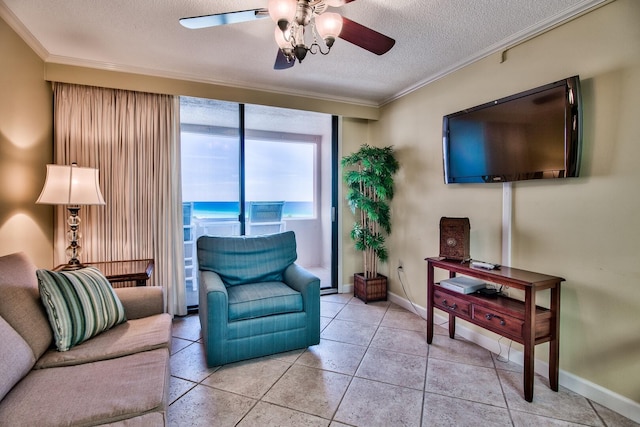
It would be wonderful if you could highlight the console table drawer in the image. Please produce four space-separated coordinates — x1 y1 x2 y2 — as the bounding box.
472 305 523 339
433 289 471 317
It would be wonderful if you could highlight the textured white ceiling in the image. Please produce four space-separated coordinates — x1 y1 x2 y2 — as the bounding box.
0 0 606 106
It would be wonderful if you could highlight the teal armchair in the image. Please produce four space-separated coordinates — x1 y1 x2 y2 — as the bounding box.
197 231 320 366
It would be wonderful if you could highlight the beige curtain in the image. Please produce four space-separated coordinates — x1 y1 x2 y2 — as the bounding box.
52 83 187 316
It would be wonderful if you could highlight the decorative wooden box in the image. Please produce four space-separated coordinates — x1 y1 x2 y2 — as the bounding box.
439 217 470 260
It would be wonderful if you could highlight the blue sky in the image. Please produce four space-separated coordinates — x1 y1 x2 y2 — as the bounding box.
182 133 314 203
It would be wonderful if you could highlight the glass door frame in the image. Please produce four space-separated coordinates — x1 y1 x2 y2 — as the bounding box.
181 100 339 311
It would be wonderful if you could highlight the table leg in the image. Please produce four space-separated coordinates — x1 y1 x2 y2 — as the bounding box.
523 287 535 402
549 284 561 391
448 313 456 338
448 270 456 339
427 263 434 344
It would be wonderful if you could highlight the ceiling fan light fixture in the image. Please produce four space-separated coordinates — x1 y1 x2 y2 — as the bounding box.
315 12 343 47
179 0 396 70
274 26 294 62
268 0 296 31
274 26 290 49
294 44 308 63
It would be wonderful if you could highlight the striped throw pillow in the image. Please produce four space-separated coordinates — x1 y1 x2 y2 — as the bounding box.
37 267 126 352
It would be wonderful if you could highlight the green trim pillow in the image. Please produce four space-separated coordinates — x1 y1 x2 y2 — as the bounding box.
37 267 126 352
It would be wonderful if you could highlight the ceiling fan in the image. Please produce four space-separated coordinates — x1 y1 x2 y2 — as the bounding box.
179 0 395 69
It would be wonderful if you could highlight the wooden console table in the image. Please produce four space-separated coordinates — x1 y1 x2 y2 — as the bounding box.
425 257 563 402
55 259 154 287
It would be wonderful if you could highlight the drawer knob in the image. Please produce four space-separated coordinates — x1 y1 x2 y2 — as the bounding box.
442 299 458 311
485 313 506 326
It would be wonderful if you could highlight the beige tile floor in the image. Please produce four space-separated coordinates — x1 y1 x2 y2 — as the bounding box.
169 293 637 427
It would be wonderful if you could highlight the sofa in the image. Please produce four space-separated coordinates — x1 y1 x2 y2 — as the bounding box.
197 231 320 366
0 252 172 426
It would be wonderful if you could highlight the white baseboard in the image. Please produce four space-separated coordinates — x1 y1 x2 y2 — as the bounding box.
384 290 640 423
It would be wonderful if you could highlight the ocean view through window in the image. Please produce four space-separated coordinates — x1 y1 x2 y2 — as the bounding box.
180 97 335 308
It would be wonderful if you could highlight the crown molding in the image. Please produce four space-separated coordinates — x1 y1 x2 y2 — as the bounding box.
0 1 49 60
381 0 612 106
44 54 381 109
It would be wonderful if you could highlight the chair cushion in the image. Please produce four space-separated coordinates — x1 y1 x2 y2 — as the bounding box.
197 231 297 287
227 281 303 321
36 267 127 352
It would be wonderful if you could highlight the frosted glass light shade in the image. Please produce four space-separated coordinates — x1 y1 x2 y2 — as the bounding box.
36 164 105 206
315 12 343 43
274 26 291 49
268 0 297 24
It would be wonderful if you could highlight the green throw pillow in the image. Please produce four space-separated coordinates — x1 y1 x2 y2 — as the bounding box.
37 267 126 352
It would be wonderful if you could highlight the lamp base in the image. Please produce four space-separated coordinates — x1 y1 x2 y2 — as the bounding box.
58 261 87 271
63 206 85 271
60 258 86 271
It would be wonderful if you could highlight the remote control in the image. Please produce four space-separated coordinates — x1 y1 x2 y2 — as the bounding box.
471 261 498 270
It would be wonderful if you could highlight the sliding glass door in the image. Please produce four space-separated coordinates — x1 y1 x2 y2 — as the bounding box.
180 98 337 309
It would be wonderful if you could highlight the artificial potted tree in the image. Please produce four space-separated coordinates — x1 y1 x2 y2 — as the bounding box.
342 144 399 303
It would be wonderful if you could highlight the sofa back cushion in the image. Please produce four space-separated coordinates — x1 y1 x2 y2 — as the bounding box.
37 267 127 352
0 252 53 359
0 315 36 401
197 231 297 287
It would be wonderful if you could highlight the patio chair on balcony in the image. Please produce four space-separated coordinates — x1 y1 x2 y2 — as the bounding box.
183 202 196 291
246 201 285 236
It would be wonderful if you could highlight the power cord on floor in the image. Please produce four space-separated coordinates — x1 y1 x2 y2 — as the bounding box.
397 266 449 327
496 336 513 363
397 265 425 320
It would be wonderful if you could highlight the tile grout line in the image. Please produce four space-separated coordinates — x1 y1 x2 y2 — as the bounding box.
169 299 625 426
327 298 390 424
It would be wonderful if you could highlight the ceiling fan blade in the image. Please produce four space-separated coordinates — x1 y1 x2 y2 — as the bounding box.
338 17 395 55
180 9 269 29
274 50 295 70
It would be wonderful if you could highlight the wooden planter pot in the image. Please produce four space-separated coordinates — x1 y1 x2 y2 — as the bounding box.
354 273 387 303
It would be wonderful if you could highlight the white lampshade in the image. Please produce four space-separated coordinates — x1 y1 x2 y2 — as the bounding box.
325 0 346 6
315 12 343 41
268 0 297 25
36 164 106 206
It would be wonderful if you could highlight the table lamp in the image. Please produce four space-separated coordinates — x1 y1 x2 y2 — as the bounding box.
36 163 106 270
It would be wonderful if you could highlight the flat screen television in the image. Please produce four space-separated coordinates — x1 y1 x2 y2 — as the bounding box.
442 76 582 183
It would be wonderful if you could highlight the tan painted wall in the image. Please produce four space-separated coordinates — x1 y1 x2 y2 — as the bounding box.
340 117 372 285
0 18 53 267
370 0 640 402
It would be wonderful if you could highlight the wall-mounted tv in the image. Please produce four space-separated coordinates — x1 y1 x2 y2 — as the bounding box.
442 76 582 184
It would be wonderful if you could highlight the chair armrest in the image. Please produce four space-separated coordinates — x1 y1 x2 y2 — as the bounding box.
283 263 319 292
114 286 164 320
199 270 229 355
199 270 228 303
283 264 320 345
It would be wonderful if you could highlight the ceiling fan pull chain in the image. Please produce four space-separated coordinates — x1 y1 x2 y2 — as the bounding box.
309 22 321 55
